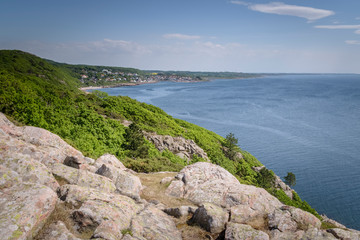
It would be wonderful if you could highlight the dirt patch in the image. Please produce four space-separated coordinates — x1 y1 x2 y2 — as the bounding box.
137 172 194 208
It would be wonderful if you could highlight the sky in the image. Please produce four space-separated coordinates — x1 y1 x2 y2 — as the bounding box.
1 0 360 73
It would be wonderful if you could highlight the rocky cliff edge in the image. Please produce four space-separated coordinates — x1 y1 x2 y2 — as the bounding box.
0 113 359 240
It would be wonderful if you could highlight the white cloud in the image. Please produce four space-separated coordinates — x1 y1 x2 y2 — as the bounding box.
250 2 334 21
315 25 360 35
345 40 360 45
163 33 201 40
230 1 249 6
315 25 360 29
232 1 334 21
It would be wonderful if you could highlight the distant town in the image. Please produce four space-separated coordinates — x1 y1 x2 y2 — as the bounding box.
79 68 197 86
59 63 260 87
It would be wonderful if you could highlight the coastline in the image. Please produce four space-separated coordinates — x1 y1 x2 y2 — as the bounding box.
79 79 209 92
79 81 159 91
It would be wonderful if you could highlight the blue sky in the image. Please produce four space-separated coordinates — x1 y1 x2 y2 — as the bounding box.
1 0 360 73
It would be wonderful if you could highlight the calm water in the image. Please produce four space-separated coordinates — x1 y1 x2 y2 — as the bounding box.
97 74 360 230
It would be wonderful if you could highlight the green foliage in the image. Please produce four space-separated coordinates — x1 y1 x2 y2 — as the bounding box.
272 189 321 219
256 167 276 189
223 132 239 160
121 228 133 236
123 123 149 158
321 221 337 230
284 172 296 187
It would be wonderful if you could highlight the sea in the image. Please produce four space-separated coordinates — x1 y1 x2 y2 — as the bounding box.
94 74 360 230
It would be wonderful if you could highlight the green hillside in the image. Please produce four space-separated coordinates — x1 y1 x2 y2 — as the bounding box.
0 50 319 217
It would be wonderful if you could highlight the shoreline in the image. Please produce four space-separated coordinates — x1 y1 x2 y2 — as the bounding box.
79 79 210 92
79 81 159 91
78 76 263 92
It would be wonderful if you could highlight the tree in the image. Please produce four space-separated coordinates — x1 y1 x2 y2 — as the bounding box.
123 123 149 158
223 132 239 160
284 172 296 187
256 167 276 189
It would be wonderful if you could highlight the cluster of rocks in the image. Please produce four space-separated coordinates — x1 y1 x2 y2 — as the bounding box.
165 162 360 239
144 132 210 162
1 112 360 240
0 113 179 240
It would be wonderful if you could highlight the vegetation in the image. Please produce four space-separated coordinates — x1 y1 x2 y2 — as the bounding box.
0 50 319 218
284 172 296 187
223 133 240 161
272 189 321 219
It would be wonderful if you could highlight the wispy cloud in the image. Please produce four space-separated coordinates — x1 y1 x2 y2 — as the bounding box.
231 1 334 21
345 40 360 45
315 24 360 34
163 33 201 40
230 1 249 6
315 25 360 29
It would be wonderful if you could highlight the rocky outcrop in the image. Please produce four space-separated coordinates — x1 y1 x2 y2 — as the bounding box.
225 222 269 240
144 132 210 162
0 167 57 240
189 203 229 233
166 162 283 211
0 112 359 240
130 205 182 240
39 221 80 240
0 113 178 240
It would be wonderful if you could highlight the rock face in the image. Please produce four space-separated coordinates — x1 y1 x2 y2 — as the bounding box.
130 205 182 240
190 203 229 233
166 162 282 211
0 167 57 240
144 132 210 162
0 113 179 240
0 113 358 240
225 222 269 240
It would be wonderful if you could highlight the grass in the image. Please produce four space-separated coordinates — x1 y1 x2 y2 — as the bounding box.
136 172 194 207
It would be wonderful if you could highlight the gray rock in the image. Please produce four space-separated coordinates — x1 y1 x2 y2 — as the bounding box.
225 222 269 240
288 206 321 230
268 208 297 232
51 163 116 193
144 132 210 162
131 205 182 240
166 162 282 210
94 153 126 171
63 156 81 169
0 155 59 191
39 221 80 240
190 203 229 233
72 194 143 240
160 176 173 185
0 113 91 171
164 206 197 218
114 170 142 200
301 228 338 240
327 228 360 240
269 229 305 240
230 204 269 229
0 181 57 240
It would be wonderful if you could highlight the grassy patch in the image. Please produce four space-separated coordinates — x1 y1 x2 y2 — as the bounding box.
136 172 194 207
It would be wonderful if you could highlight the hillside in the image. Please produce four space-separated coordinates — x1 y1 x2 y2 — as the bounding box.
0 50 328 223
2 113 358 240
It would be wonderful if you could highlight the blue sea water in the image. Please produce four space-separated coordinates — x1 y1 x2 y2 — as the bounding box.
96 74 360 230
